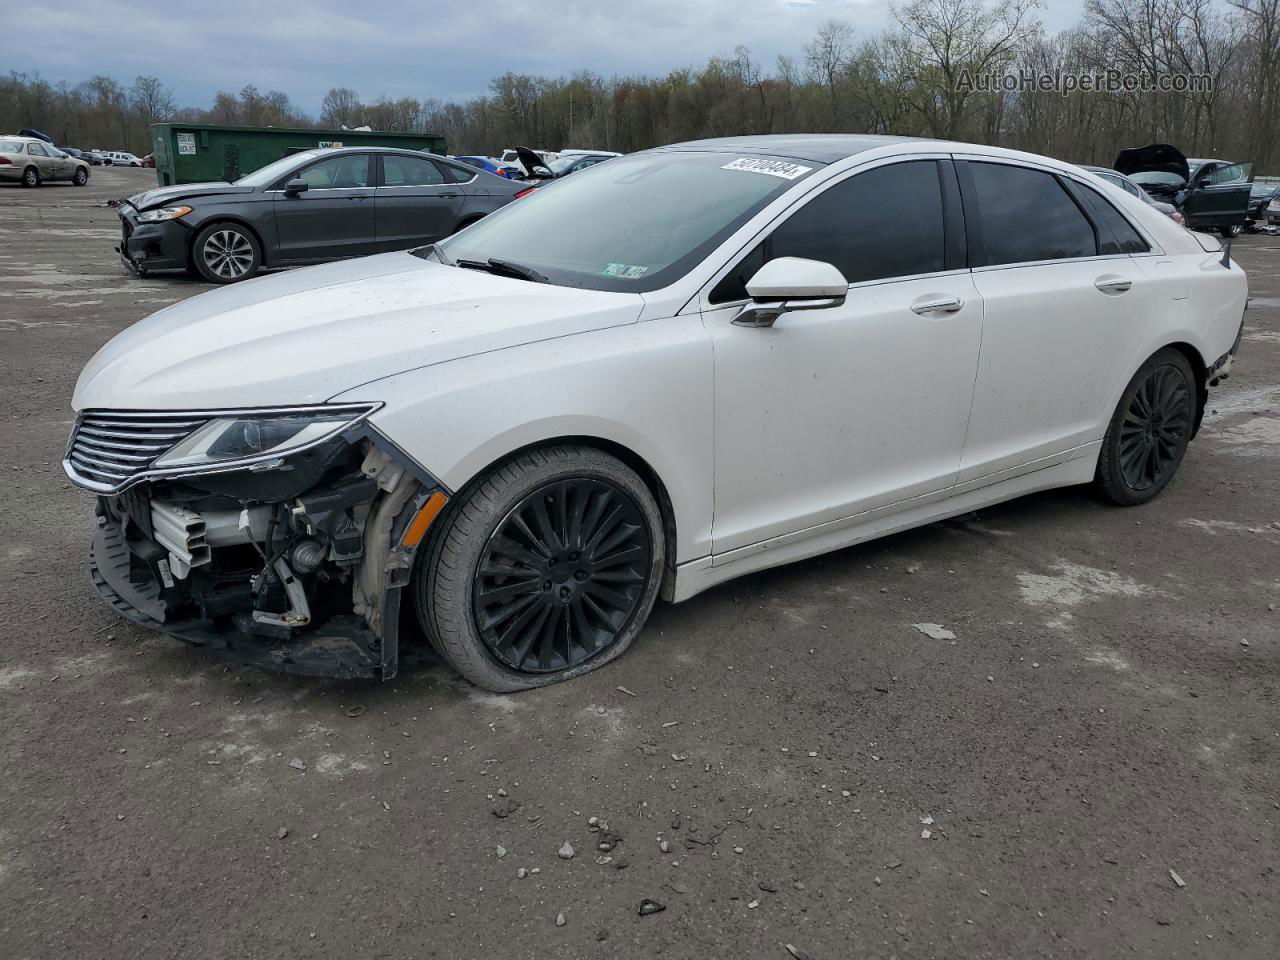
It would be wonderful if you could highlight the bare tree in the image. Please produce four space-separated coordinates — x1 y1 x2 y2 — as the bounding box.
129 76 174 124
805 20 856 129
320 87 362 128
1228 0 1280 168
892 0 1042 138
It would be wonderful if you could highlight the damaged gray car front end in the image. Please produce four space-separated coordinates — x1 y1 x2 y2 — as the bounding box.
65 405 449 679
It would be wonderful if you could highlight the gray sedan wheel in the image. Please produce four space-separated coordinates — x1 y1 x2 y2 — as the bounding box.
192 223 262 284
73 167 89 186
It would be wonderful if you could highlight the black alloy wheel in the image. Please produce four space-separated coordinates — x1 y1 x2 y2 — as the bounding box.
471 478 653 673
1096 347 1196 505
1116 364 1193 491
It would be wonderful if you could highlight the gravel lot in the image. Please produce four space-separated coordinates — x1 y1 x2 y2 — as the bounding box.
2 166 1277 959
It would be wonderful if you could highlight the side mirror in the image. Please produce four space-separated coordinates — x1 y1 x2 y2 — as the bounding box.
733 257 848 328
1174 187 1189 206
284 178 309 195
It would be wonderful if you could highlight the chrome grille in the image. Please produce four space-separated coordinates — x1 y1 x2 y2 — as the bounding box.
65 410 207 493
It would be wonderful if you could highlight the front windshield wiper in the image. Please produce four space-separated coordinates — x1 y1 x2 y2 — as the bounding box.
455 257 548 284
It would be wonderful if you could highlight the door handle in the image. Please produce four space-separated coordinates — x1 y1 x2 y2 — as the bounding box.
1094 277 1132 294
437 192 459 199
910 296 964 315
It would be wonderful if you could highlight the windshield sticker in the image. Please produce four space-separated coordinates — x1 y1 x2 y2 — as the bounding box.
721 157 812 180
603 263 649 279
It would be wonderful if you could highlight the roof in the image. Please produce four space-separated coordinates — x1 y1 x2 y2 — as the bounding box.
654 134 923 163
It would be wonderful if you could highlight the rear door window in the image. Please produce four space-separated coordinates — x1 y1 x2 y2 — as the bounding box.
382 155 445 186
711 160 947 303
966 162 1096 266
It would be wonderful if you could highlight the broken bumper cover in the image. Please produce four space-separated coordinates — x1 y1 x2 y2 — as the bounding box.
71 417 449 681
1209 320 1245 382
90 517 387 678
116 204 191 273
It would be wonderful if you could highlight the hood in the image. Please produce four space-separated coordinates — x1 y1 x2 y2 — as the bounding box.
514 146 554 179
1114 143 1190 182
126 182 256 209
72 252 644 411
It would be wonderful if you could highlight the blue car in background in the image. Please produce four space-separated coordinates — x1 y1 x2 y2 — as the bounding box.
453 155 519 179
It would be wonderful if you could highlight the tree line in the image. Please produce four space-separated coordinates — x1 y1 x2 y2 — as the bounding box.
3 0 1279 173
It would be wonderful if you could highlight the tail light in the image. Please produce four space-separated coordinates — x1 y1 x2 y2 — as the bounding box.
0 156 11 165
494 167 508 177
514 187 536 200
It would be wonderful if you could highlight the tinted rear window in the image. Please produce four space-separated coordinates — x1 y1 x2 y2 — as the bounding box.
968 162 1096 266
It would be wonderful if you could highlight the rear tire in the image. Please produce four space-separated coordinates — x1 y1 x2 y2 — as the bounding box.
1095 348 1196 506
1220 224 1242 238
192 222 262 284
414 445 665 692
21 166 39 187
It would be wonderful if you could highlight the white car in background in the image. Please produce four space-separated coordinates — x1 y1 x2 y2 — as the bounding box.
65 135 1246 690
100 151 144 167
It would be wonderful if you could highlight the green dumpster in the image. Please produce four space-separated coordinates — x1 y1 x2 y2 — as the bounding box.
149 123 447 186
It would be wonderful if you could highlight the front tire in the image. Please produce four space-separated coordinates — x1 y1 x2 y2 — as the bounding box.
415 446 665 692
192 222 262 283
1095 348 1196 505
73 167 89 186
21 166 39 187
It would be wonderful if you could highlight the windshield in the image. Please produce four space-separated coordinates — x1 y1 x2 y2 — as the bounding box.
1130 171 1185 188
438 151 820 293
548 155 582 174
235 151 322 186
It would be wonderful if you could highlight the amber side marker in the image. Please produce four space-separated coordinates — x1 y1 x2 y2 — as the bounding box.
401 491 449 548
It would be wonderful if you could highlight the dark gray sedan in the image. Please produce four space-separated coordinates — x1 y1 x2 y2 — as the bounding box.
116 147 526 283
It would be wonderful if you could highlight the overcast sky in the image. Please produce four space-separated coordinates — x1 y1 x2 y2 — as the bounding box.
11 0 1087 114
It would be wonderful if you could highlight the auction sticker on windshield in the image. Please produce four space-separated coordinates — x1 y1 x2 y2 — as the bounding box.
603 263 649 279
721 157 812 180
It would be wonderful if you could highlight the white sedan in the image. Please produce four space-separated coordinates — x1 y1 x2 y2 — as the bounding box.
65 135 1247 689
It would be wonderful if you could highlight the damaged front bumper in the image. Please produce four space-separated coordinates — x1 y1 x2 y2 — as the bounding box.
68 413 448 680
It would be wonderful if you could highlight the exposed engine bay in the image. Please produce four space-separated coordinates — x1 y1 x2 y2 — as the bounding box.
86 428 446 679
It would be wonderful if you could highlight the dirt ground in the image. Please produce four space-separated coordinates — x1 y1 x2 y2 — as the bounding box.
1 166 1277 959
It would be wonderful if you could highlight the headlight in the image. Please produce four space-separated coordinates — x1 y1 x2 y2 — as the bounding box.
152 405 377 471
1269 199 1280 212
137 205 192 223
